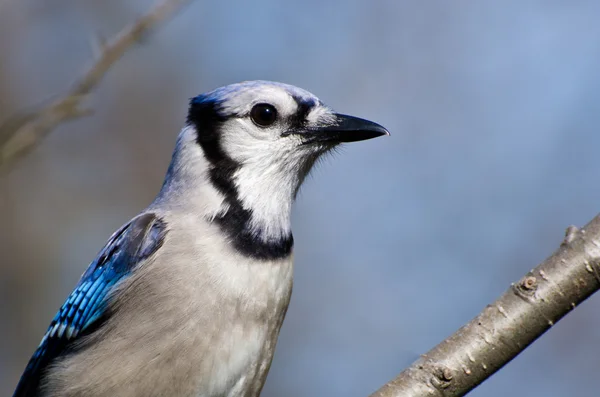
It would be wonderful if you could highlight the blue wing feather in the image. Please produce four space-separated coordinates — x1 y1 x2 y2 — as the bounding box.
13 213 166 397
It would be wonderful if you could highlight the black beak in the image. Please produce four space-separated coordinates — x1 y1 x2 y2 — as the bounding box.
305 113 389 144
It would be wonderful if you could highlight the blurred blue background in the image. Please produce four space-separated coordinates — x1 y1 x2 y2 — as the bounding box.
2 1 600 396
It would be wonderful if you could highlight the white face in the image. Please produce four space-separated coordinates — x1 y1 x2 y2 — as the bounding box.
207 82 338 240
185 80 387 243
213 81 337 157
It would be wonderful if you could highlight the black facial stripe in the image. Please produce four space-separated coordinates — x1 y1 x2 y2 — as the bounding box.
296 98 314 121
189 100 238 197
286 97 316 132
187 98 293 260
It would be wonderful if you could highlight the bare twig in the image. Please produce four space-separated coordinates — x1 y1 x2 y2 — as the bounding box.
370 216 600 397
0 0 192 172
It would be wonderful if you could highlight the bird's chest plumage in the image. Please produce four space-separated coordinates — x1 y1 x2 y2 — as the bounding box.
146 228 295 397
44 225 294 397
188 256 294 397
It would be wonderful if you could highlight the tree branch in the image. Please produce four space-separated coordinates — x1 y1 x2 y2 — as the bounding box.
370 214 600 397
0 0 192 172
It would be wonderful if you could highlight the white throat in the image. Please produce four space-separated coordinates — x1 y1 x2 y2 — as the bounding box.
153 126 300 243
232 155 299 242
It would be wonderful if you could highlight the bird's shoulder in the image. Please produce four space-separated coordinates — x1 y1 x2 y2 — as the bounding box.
13 212 168 397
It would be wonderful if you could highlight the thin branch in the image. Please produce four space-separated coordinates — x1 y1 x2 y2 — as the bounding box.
0 0 192 172
370 215 600 396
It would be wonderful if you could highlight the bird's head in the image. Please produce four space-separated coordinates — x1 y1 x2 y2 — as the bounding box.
162 81 388 258
188 80 387 196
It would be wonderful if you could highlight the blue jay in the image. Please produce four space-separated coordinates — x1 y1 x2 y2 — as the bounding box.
13 80 388 397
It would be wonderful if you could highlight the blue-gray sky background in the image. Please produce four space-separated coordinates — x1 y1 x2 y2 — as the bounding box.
2 1 600 396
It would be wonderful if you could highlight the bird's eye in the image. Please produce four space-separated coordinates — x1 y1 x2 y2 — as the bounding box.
250 103 278 127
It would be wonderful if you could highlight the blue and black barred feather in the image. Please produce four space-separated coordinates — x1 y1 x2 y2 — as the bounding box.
13 213 167 397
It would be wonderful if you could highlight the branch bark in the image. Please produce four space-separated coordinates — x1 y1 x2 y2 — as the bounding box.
370 215 600 396
0 0 192 172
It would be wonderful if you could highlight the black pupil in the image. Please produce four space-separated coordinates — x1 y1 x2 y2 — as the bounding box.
251 104 277 126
